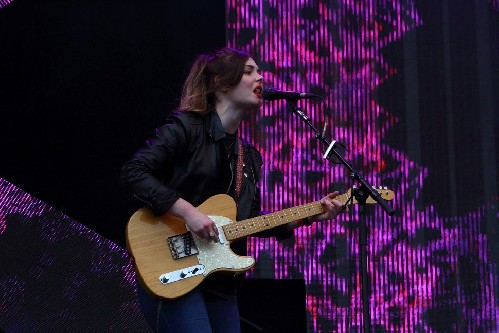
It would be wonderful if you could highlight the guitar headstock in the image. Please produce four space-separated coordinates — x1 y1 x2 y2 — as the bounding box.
346 186 394 204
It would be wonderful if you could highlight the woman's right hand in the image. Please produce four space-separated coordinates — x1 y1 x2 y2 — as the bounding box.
169 198 219 242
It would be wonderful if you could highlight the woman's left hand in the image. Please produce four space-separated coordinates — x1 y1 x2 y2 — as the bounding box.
312 191 346 222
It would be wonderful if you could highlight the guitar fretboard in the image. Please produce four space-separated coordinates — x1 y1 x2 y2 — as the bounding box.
223 193 351 241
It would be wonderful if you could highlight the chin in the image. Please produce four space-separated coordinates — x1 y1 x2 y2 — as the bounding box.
241 100 262 110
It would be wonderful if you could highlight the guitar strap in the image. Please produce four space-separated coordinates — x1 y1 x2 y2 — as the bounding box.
234 138 244 205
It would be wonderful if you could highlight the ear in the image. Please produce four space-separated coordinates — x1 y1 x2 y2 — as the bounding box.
214 75 228 93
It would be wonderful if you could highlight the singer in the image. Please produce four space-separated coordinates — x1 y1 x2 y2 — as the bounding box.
120 48 345 333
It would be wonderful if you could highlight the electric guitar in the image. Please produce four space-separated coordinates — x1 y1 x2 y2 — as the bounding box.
126 187 394 299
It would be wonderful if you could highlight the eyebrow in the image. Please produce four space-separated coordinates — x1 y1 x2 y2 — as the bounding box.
245 64 261 72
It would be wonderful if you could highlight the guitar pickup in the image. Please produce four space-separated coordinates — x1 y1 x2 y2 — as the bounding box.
168 232 199 259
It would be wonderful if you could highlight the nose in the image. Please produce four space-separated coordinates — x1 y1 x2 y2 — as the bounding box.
256 74 263 83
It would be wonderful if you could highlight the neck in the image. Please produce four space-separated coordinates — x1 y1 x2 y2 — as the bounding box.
215 104 243 134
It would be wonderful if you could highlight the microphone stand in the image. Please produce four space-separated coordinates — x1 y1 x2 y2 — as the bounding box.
286 100 395 333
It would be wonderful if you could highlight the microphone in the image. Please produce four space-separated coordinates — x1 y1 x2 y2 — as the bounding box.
262 88 323 101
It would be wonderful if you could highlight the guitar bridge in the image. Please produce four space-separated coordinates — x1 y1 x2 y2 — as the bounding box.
168 232 199 259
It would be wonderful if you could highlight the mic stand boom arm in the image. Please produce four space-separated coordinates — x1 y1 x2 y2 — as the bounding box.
287 101 395 215
287 101 395 333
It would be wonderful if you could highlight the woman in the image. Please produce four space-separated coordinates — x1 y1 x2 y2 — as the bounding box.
120 48 344 333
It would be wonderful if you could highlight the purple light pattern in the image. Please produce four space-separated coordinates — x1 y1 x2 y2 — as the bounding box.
0 179 133 286
227 0 498 331
0 0 13 10
0 178 149 330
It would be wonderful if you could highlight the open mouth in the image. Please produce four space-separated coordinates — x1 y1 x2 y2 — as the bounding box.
254 86 262 97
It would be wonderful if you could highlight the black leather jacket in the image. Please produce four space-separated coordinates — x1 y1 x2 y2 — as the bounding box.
120 110 291 247
121 110 291 296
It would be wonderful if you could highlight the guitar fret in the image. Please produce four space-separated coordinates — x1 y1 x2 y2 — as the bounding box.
223 201 326 241
222 188 394 241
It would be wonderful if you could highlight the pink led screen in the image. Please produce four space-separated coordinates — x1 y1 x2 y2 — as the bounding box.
227 0 498 332
0 0 13 9
0 178 151 331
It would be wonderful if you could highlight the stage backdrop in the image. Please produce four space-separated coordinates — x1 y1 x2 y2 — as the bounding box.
0 0 497 332
0 178 151 332
227 0 498 332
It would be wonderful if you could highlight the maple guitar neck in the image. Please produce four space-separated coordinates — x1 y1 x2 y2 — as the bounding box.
223 193 352 241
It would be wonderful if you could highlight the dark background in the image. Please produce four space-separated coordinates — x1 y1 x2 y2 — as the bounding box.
0 0 225 246
379 0 498 217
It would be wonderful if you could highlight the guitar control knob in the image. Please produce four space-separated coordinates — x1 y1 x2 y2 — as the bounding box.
160 274 170 284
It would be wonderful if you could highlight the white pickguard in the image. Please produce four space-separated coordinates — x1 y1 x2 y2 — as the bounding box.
188 215 255 275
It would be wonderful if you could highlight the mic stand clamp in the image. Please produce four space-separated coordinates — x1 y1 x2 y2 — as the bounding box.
287 101 313 128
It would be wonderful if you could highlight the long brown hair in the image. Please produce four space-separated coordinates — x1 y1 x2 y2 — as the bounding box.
178 48 250 112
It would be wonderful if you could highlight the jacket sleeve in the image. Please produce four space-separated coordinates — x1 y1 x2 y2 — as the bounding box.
120 117 189 216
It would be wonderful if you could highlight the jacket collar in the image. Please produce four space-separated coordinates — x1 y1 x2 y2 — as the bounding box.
208 110 227 141
208 111 241 156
